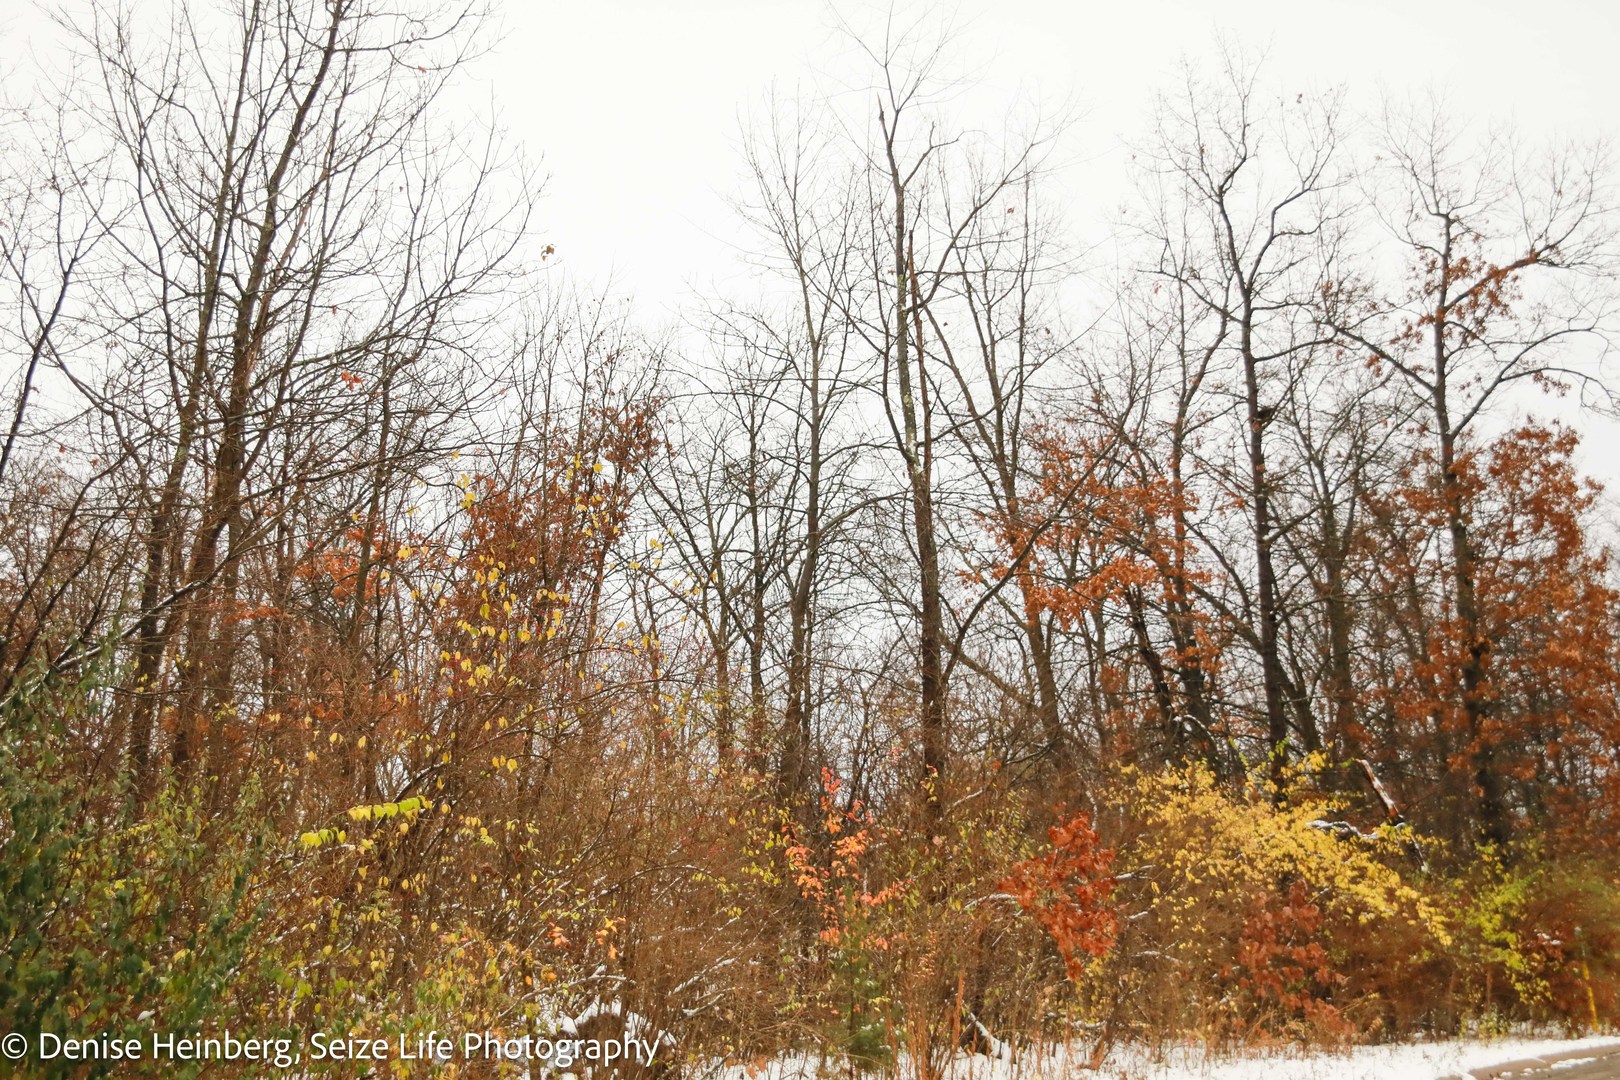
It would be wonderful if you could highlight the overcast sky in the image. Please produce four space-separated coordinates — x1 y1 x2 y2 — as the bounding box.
475 0 1619 318
476 0 1620 475
5 0 1614 322
4 0 1619 463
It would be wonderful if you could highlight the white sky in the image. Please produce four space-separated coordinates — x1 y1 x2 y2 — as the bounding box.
4 0 1619 464
5 0 1616 330
480 0 1620 476
480 0 1620 319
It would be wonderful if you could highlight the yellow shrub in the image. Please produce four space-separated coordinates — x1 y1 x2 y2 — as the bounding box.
1084 762 1448 1044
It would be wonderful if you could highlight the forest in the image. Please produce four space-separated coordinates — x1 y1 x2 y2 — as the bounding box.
2 0 1619 1076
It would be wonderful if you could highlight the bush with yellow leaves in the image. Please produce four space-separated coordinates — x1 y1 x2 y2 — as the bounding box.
1080 761 1450 1048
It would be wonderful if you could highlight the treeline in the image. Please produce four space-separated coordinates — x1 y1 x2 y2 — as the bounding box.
2 1 1619 1075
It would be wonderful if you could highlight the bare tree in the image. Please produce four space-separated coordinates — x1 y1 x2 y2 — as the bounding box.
42 0 531 794
1136 53 1345 795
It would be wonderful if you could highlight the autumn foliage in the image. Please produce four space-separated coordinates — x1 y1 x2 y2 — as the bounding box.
5 4 1620 1077
999 812 1118 981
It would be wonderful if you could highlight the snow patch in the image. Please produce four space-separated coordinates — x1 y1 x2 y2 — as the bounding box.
706 1036 1620 1080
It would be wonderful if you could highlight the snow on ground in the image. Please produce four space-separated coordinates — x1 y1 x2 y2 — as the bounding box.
708 1036 1620 1080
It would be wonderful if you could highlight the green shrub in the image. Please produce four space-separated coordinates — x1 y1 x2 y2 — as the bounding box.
0 668 268 1078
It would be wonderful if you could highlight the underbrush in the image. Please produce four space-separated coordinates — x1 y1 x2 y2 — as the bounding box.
2 674 1616 1078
